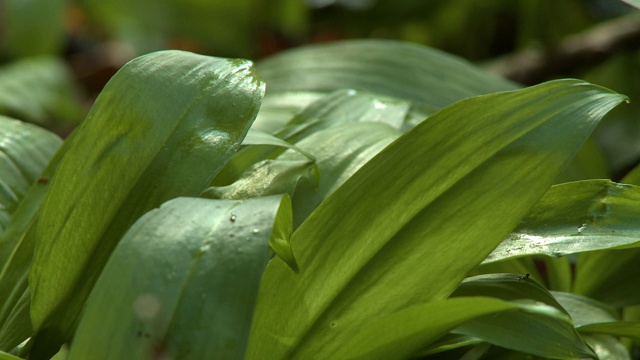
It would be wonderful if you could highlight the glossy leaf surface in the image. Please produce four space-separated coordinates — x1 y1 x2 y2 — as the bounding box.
485 180 640 264
68 196 290 360
29 50 264 354
246 80 626 359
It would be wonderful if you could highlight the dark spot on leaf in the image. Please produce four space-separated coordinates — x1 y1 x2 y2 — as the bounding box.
38 177 48 184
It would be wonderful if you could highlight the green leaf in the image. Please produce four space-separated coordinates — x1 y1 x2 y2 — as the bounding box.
621 0 640 9
243 127 316 161
0 116 62 234
582 334 631 360
450 274 569 316
0 58 84 124
0 119 64 351
256 39 518 110
214 89 407 186
246 80 626 360
28 50 264 356
552 292 619 327
485 180 640 264
453 300 596 359
0 349 22 360
67 195 291 360
2 0 66 57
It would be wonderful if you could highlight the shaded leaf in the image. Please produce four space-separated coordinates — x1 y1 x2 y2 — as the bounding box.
582 334 631 360
3 0 66 57
256 39 518 109
485 180 640 264
246 80 626 359
67 196 291 360
0 58 84 124
0 116 62 234
453 301 596 359
450 274 568 316
28 50 264 356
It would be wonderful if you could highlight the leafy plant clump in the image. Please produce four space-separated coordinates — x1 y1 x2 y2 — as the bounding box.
1 40 639 360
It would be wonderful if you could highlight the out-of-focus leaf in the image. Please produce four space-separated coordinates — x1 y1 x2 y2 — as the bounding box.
621 0 640 10
555 138 610 183
0 58 84 124
28 50 264 358
485 180 640 264
3 0 66 57
0 116 62 234
246 80 626 360
583 334 631 360
580 322 640 340
574 247 640 307
0 350 22 360
81 0 271 57
67 196 291 360
257 39 518 110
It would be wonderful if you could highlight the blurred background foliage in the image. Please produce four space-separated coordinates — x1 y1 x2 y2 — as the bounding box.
1 0 640 179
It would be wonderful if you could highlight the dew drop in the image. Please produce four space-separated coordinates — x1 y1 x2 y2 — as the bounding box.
230 214 237 222
329 321 337 328
252 229 259 234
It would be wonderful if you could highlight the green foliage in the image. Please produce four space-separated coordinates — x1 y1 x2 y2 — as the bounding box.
0 37 639 360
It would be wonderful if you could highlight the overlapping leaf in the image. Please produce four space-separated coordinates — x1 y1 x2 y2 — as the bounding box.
485 180 640 264
246 80 626 359
28 50 265 357
68 196 291 360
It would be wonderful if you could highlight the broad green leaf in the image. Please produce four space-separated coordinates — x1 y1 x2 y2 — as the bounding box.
0 58 84 124
67 196 291 360
453 301 595 359
551 292 618 327
485 180 640 264
0 133 74 351
450 274 568 316
413 334 482 357
0 116 62 234
246 80 626 360
251 92 323 133
2 0 66 57
256 39 518 109
28 51 264 357
289 297 593 360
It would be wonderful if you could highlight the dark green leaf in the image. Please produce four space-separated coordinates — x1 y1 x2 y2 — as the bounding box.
67 196 291 360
